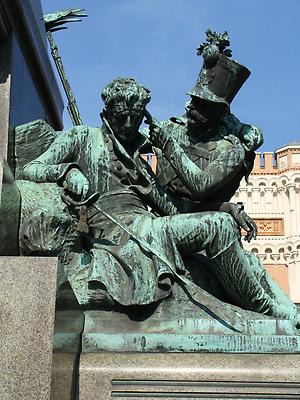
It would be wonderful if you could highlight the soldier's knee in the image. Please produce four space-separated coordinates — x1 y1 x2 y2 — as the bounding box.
215 212 239 237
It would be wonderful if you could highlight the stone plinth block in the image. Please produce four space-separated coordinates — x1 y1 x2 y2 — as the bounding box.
82 310 300 353
0 39 11 166
79 353 300 400
50 353 79 400
0 161 3 200
50 310 84 400
0 256 57 400
53 310 84 353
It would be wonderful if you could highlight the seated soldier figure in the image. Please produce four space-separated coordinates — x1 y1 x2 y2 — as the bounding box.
150 30 262 205
147 31 279 313
20 77 299 326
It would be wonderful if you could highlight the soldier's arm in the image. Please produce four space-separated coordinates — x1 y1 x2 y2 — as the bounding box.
138 155 257 238
20 127 82 183
139 156 229 215
161 137 246 200
223 113 264 152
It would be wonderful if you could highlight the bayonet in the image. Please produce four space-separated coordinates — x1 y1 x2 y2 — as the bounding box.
43 9 88 125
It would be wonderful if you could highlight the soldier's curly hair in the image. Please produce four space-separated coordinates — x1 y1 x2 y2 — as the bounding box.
101 77 151 111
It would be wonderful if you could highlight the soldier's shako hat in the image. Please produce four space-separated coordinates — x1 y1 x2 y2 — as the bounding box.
188 32 251 108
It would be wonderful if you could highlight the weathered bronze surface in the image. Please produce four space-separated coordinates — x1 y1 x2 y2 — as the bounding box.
2 30 299 352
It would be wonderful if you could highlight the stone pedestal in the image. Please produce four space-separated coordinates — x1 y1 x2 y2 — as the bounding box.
76 309 300 399
0 256 57 400
82 310 300 353
50 310 84 400
79 352 300 400
51 353 80 400
0 37 11 191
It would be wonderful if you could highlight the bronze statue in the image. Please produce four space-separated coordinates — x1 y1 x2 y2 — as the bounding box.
150 30 262 206
18 76 299 326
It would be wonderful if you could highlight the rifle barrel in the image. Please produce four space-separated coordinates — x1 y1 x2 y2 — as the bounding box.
47 31 83 126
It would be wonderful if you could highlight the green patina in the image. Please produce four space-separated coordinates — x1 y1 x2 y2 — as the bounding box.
1 30 299 352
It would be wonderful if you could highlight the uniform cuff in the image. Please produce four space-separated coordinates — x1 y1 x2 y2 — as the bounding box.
56 163 82 187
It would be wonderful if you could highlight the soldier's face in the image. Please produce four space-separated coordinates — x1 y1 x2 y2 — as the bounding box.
187 98 227 135
107 103 144 143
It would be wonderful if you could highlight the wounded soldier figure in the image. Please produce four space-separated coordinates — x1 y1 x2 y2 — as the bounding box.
20 77 299 327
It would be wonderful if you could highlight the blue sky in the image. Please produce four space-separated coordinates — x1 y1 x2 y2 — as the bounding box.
42 0 300 151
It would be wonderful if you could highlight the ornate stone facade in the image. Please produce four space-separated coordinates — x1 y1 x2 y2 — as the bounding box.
232 142 300 303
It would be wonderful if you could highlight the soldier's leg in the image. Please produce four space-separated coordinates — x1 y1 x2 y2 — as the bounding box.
211 239 298 322
243 250 299 322
155 211 298 323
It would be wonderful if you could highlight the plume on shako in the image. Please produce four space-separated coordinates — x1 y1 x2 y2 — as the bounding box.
188 29 251 108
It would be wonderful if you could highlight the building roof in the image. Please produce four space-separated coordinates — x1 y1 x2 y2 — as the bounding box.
284 140 300 146
276 140 300 153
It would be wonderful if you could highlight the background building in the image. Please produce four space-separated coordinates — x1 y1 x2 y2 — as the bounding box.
232 142 300 304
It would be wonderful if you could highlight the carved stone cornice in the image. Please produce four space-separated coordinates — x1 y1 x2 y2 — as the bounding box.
286 183 296 190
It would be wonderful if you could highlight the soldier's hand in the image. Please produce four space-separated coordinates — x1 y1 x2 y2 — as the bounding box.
234 207 257 242
149 121 171 150
242 212 258 243
220 202 257 242
64 168 89 200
